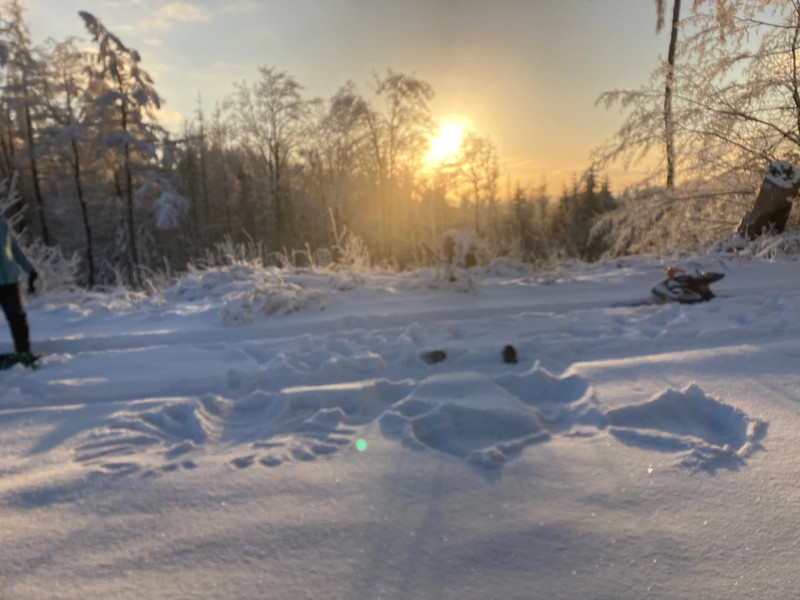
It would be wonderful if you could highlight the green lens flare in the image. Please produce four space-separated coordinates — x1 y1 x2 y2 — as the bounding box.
356 439 367 452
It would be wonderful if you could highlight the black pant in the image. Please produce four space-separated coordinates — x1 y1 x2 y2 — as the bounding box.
0 283 30 353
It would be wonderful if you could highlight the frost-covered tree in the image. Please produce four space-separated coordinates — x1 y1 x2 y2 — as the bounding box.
589 1 800 253
596 0 738 188
39 37 97 285
678 2 800 176
589 180 749 256
0 0 50 243
79 11 162 282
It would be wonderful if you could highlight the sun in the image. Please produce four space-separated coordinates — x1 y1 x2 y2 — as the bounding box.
426 122 466 167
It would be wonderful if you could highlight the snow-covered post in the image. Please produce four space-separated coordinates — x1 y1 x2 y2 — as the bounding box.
737 161 800 239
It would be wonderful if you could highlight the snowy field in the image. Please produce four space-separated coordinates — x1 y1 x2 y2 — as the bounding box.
1 251 799 599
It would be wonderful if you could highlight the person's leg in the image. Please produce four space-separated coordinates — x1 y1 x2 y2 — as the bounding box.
0 283 30 353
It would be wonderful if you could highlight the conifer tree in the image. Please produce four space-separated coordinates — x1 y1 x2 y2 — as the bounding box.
79 11 162 282
0 0 50 243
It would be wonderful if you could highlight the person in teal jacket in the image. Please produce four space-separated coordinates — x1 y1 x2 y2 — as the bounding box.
0 216 37 354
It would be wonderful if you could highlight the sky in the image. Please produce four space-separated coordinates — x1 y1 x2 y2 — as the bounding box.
24 0 669 194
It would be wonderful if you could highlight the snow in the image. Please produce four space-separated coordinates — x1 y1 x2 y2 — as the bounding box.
765 160 800 190
152 190 190 230
2 254 800 598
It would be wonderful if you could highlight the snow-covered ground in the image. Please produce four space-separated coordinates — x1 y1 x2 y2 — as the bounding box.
1 253 799 599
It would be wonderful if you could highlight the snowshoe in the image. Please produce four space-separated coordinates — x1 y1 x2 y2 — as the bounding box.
0 352 42 370
651 267 725 304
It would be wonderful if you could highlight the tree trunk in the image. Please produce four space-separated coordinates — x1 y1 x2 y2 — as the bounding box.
273 143 283 251
0 121 12 181
119 96 138 281
123 144 137 275
199 133 210 224
71 139 94 287
2 107 16 182
664 0 681 189
237 168 254 241
23 99 50 245
473 180 481 234
738 161 799 239
216 151 233 236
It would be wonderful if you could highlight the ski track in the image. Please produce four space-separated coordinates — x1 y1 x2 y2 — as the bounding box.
0 263 781 479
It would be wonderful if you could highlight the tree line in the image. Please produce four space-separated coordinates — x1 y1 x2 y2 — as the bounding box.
0 1 620 288
4 1 800 288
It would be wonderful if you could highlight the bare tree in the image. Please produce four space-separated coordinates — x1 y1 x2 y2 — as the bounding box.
226 66 312 250
597 1 737 187
679 2 800 171
458 132 499 234
360 70 434 258
302 84 368 216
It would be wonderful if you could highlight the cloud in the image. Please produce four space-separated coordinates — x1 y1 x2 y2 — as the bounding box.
218 0 261 16
115 1 210 35
154 2 211 23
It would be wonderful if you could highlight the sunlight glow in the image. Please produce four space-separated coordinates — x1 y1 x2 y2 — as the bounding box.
426 123 465 166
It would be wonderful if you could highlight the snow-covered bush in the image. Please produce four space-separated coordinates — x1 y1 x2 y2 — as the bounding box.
162 265 271 302
153 189 190 230
221 280 326 326
23 238 81 291
161 262 328 325
590 180 754 257
710 230 800 261
335 231 371 271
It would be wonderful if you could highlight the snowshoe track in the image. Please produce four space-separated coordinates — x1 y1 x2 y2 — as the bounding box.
3 263 783 478
68 362 765 476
